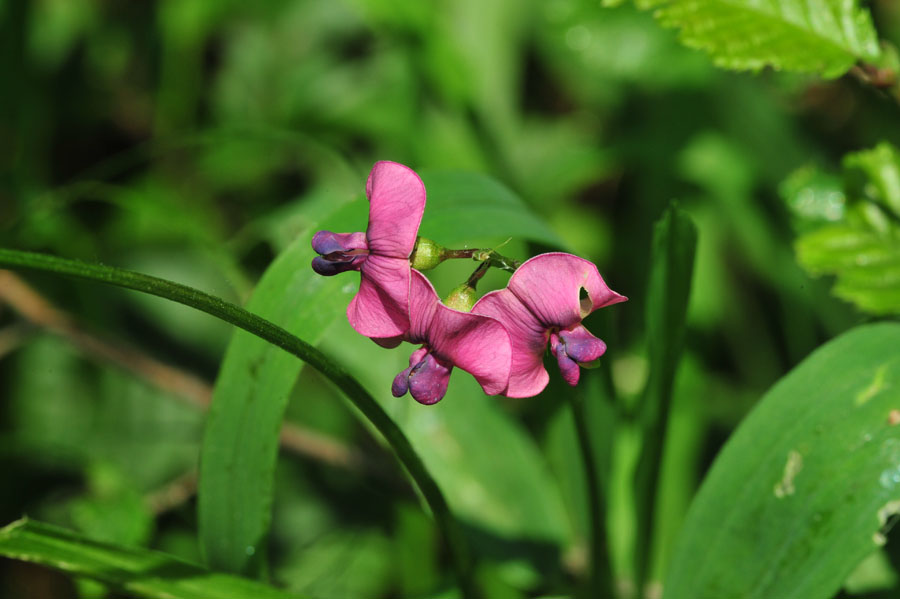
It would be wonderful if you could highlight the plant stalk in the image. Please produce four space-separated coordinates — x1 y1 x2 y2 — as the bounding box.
569 387 615 599
0 248 478 599
443 247 522 272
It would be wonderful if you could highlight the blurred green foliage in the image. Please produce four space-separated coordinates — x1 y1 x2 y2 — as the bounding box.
784 142 900 315
2 0 900 598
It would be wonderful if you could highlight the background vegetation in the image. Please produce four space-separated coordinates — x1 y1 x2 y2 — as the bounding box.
2 0 900 598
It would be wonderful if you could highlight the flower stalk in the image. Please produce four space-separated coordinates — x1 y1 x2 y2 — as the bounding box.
441 247 522 272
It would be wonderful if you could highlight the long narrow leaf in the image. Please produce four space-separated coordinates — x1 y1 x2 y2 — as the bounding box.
665 323 900 599
0 518 306 599
634 204 697 588
198 196 363 574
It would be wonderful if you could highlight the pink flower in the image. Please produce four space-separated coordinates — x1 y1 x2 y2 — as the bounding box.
388 270 511 405
311 161 426 339
471 253 626 398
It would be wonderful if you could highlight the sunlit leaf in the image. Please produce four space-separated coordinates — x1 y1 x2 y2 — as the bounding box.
631 0 880 78
665 323 900 599
843 142 900 220
779 164 847 232
785 143 900 315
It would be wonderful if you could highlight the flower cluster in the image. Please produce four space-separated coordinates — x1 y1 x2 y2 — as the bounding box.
312 161 626 404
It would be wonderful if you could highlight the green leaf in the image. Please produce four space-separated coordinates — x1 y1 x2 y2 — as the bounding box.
10 336 204 490
404 379 572 547
643 205 697 413
795 225 900 313
199 170 561 575
320 321 573 549
0 518 305 599
843 142 900 220
198 194 362 574
543 374 616 557
633 204 697 587
843 548 899 594
664 323 900 599
275 530 393 598
418 170 565 247
67 463 154 547
784 143 900 315
632 0 880 78
779 164 847 232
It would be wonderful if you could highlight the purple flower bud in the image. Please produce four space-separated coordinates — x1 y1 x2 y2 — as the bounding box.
392 348 453 405
550 332 582 386
407 353 453 405
310 231 368 276
392 366 412 397
393 347 427 398
558 325 607 366
311 231 366 256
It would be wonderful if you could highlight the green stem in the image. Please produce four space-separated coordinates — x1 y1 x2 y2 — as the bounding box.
0 247 478 599
465 261 491 289
568 387 614 599
442 247 521 272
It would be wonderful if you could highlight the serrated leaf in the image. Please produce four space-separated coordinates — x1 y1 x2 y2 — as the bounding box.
634 0 880 78
664 323 900 599
796 224 900 313
785 143 900 315
844 142 900 219
0 518 306 599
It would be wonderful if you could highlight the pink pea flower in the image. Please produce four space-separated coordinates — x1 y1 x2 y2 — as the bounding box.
387 270 512 405
311 161 426 339
471 253 626 398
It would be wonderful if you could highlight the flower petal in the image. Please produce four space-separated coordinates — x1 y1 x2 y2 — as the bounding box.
406 271 512 396
371 336 403 349
472 289 549 398
508 253 627 329
311 230 367 255
430 306 512 397
311 254 366 276
555 347 581 386
347 254 411 338
392 367 412 397
408 353 453 405
392 346 431 398
559 323 607 364
365 161 426 259
406 269 440 343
